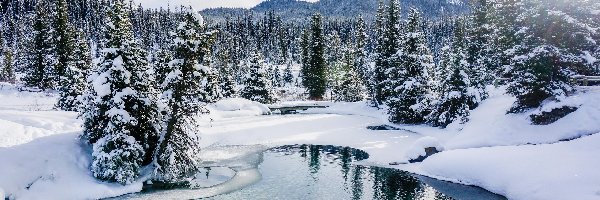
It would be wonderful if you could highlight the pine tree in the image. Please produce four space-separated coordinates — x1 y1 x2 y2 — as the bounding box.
334 48 364 102
25 0 58 90
387 9 433 124
55 0 75 84
303 13 327 100
153 49 173 88
453 19 482 108
371 0 387 105
427 40 472 128
154 8 216 183
465 0 494 104
283 63 294 85
220 72 238 99
0 47 16 83
354 15 369 84
56 31 91 111
83 0 159 184
241 49 277 104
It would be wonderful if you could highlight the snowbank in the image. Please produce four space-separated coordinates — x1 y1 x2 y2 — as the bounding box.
414 133 600 200
0 134 142 200
207 98 271 119
404 136 444 160
445 87 600 149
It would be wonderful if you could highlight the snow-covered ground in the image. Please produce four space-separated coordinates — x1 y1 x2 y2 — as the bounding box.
1 84 600 200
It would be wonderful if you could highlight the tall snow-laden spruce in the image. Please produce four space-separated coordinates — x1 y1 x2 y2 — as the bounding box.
241 48 277 104
387 9 433 124
56 31 92 111
24 0 57 90
354 15 369 85
55 0 75 85
371 0 388 106
465 0 495 106
303 13 327 100
154 8 216 183
334 47 365 102
82 0 159 185
427 36 473 128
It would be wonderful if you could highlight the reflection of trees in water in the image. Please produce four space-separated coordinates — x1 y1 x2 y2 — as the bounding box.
350 165 365 200
308 145 321 175
268 145 455 200
371 167 421 200
340 147 352 181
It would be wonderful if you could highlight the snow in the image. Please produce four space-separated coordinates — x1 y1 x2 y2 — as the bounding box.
2 84 600 199
404 136 444 160
207 98 271 119
412 133 600 200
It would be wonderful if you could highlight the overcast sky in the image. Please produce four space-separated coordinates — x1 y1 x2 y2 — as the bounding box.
135 0 319 11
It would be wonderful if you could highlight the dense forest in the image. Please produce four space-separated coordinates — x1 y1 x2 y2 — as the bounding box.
0 0 598 186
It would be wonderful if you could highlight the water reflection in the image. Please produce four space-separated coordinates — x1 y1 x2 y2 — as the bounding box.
210 145 505 200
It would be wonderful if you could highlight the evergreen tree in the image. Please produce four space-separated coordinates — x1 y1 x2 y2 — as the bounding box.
303 13 327 100
220 67 238 99
55 0 75 84
334 48 364 102
371 0 387 105
25 0 57 90
83 0 159 184
56 31 91 111
283 63 294 85
0 47 16 83
154 8 216 183
354 15 369 84
387 9 432 124
241 49 277 104
507 46 573 112
427 40 472 128
153 49 173 88
465 0 494 103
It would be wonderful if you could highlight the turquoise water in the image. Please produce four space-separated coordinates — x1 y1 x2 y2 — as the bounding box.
119 145 506 200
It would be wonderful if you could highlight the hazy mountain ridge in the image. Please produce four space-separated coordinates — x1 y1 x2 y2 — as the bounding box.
202 0 469 22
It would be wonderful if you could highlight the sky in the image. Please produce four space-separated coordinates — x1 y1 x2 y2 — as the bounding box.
135 0 319 11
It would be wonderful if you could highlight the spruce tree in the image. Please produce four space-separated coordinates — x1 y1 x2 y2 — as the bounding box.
154 8 216 183
372 0 388 105
0 47 16 83
304 13 327 100
427 40 472 128
55 0 75 84
241 49 277 104
387 9 433 124
283 63 294 85
56 31 91 111
354 15 369 84
83 0 159 184
25 0 57 90
153 49 173 88
334 48 364 102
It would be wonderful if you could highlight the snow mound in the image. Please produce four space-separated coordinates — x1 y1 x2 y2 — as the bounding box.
0 111 80 147
405 136 444 160
419 133 600 200
445 87 600 149
208 98 271 119
0 134 143 200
